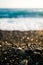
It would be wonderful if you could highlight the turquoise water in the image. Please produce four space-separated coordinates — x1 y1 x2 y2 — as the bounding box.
0 9 43 18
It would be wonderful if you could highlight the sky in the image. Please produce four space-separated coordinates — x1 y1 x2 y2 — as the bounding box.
0 0 43 8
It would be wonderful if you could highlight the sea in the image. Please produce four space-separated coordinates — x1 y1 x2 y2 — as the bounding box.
0 9 43 31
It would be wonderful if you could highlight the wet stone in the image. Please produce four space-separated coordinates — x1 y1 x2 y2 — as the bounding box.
0 31 43 65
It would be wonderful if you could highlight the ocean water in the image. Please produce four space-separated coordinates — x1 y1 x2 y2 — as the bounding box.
0 9 43 31
0 9 43 18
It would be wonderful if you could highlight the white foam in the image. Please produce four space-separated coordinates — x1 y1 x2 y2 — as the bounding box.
0 18 43 31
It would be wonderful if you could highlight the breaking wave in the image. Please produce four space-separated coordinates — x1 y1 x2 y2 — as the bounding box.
0 18 43 31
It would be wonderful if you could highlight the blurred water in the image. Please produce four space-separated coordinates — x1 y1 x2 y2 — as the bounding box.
0 9 43 31
0 18 43 31
0 9 43 18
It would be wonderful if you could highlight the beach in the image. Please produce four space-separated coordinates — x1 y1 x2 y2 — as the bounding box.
0 30 43 65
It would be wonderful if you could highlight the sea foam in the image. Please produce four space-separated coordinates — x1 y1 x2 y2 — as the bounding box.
0 18 43 31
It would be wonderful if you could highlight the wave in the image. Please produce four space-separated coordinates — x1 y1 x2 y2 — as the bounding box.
0 9 43 18
0 18 43 31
